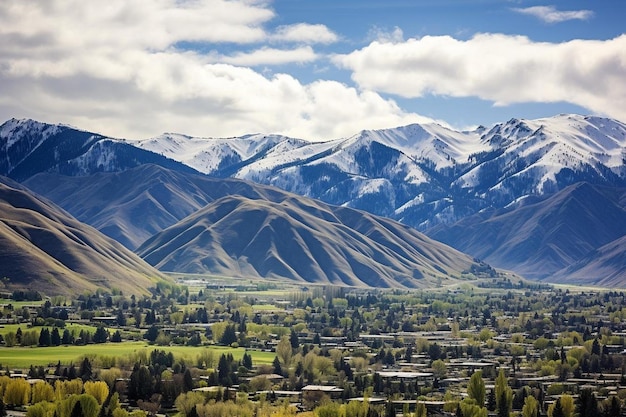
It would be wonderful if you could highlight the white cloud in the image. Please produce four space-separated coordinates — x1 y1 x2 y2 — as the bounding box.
513 5 594 23
272 23 339 44
333 34 626 123
367 26 404 44
209 47 318 66
0 0 432 140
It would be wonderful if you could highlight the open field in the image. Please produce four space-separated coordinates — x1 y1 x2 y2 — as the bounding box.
0 341 276 369
0 323 99 338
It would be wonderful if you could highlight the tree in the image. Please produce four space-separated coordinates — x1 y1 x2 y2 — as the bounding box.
577 388 598 417
273 356 283 376
460 399 488 417
290 329 299 349
3 378 30 407
219 324 237 346
4 332 16 347
129 364 153 401
93 326 108 343
183 369 193 392
495 369 512 417
144 325 159 343
522 395 539 417
84 381 109 405
31 380 55 403
174 391 205 417
552 398 565 417
552 394 575 417
111 330 122 343
468 371 486 407
276 336 293 367
26 401 55 417
51 328 61 346
431 359 447 379
76 394 101 417
38 328 51 346
415 402 427 417
242 352 253 370
603 396 621 417
80 357 93 381
428 343 442 361
217 354 233 386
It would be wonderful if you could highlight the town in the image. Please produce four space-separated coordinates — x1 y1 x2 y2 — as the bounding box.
0 277 624 417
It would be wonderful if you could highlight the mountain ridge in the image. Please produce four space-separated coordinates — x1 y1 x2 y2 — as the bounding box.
4 114 626 286
0 176 168 295
136 193 495 288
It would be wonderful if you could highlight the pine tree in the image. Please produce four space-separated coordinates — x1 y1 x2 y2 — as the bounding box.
51 327 61 346
242 352 253 370
468 371 486 407
272 356 283 376
38 328 51 346
495 369 512 417
290 329 299 349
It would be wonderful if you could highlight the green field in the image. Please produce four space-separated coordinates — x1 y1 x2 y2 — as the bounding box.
0 342 276 369
0 323 98 337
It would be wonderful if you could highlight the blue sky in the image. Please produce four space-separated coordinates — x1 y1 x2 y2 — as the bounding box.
0 1 624 140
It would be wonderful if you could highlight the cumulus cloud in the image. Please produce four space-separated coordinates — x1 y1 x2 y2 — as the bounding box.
513 5 594 23
0 0 431 140
272 23 339 44
333 34 626 123
209 47 318 66
367 26 404 43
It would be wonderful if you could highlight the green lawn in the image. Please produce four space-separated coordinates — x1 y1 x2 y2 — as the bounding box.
0 341 276 369
0 323 98 337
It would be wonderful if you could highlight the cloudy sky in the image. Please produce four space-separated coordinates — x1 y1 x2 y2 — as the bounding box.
1 0 624 140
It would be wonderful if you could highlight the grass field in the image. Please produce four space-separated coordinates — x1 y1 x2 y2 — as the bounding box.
0 323 99 337
0 342 277 369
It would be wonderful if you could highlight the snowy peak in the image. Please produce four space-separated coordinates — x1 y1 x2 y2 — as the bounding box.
0 119 196 181
356 123 484 168
134 133 307 175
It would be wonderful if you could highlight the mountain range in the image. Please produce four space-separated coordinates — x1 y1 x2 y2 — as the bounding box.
0 176 165 295
1 114 626 289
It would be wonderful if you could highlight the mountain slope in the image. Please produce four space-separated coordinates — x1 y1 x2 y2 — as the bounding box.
0 118 197 181
125 114 626 231
23 165 292 249
426 183 626 280
0 177 167 295
136 194 496 288
550 234 626 286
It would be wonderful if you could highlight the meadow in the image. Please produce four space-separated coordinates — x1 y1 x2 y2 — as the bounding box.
0 341 276 369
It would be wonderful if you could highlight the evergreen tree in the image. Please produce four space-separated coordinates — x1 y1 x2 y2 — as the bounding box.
62 329 74 345
219 324 237 346
38 328 51 346
242 352 253 370
577 388 598 417
51 328 61 346
93 326 108 343
110 330 122 343
272 356 283 376
553 398 565 417
183 369 193 392
217 354 232 387
495 369 512 417
70 401 83 417
80 357 93 381
290 329 299 349
129 364 154 401
468 371 486 407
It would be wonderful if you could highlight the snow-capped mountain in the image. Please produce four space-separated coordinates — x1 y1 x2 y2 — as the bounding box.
130 114 626 229
3 114 626 285
2 114 626 231
0 118 197 181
